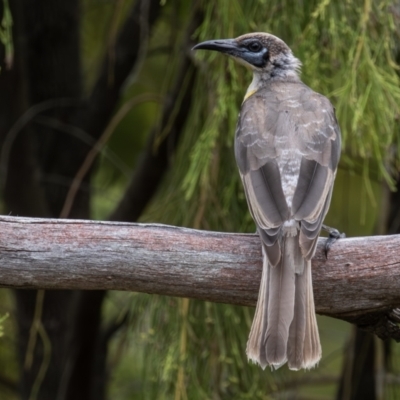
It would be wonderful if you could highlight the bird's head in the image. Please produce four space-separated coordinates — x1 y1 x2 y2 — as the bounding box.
193 32 301 81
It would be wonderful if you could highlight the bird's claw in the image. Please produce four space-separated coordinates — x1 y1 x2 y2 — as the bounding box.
322 224 345 259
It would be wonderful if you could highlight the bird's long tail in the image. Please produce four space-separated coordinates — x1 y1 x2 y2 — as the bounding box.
246 235 321 370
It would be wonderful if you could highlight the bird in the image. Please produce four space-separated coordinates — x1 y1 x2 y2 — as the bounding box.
193 33 341 370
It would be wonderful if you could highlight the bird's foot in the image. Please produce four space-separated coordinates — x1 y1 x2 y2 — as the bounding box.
322 224 345 259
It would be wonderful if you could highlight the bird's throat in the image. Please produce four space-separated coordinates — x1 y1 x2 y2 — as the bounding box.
243 72 265 103
243 89 257 102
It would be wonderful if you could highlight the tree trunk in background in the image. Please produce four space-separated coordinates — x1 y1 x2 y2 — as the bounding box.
336 329 377 400
3 1 92 399
1 0 200 397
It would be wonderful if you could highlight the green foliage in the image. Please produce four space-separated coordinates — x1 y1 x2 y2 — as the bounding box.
81 0 400 398
108 294 350 399
1 0 398 398
141 0 400 237
0 290 18 400
0 0 13 69
0 312 8 338
143 0 400 229
108 294 353 399
189 0 400 195
104 1 400 398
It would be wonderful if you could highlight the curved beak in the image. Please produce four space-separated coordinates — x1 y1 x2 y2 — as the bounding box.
192 39 238 56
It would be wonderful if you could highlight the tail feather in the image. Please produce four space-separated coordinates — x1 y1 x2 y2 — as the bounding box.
246 235 321 370
301 261 322 368
264 237 296 367
287 259 307 370
246 246 270 368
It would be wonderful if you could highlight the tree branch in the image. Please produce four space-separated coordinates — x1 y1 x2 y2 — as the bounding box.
1 215 400 339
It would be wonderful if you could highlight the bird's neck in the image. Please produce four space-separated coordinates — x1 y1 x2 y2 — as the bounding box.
244 54 301 102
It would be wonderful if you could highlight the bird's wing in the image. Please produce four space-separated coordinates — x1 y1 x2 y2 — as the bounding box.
235 90 290 266
290 90 341 259
235 84 341 262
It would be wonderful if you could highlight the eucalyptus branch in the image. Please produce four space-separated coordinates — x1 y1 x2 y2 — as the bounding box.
0 215 399 340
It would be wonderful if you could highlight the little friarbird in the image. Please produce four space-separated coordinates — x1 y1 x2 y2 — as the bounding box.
193 32 341 370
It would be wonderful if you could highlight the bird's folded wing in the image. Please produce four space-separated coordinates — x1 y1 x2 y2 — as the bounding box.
235 84 341 260
290 91 341 258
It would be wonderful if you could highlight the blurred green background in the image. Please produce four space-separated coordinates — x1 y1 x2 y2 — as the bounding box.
0 0 400 399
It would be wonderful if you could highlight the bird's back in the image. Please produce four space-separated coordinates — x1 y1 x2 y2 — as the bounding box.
236 81 340 222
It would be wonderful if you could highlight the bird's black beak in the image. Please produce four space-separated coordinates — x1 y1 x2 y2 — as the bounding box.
192 39 238 56
193 38 268 69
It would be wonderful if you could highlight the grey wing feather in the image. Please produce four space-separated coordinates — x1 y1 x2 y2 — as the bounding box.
235 100 278 174
290 91 341 257
299 186 334 259
249 163 290 224
235 84 340 261
241 167 287 266
292 159 330 220
258 228 281 267
235 94 290 263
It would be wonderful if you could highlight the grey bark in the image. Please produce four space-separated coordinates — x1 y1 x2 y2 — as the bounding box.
1 215 400 331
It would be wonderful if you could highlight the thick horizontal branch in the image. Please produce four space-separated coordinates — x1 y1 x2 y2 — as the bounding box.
0 216 400 321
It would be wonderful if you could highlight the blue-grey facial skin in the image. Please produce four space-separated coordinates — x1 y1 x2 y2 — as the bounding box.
193 39 269 68
239 43 269 68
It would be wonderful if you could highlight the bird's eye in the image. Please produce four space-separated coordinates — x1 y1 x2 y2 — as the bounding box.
247 41 262 52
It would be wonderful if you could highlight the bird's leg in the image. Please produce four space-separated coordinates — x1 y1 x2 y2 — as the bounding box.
322 224 345 258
